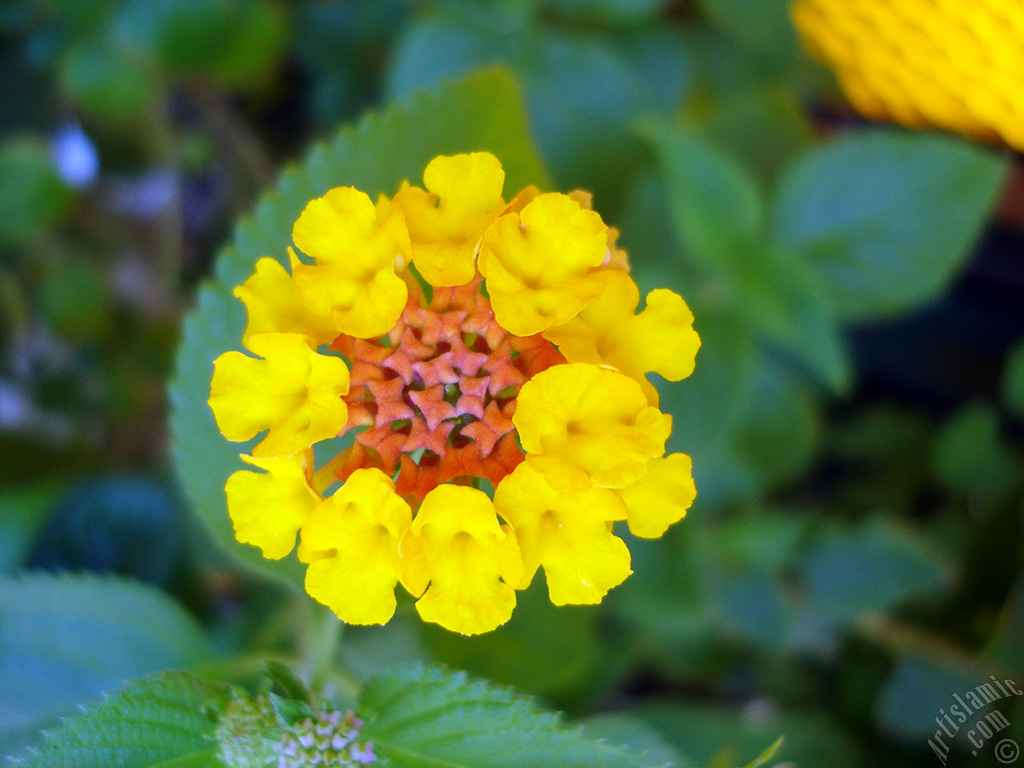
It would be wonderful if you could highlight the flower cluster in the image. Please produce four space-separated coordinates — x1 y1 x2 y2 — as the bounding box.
792 0 1024 150
209 152 699 635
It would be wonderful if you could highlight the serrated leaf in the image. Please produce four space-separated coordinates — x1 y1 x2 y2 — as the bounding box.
0 572 213 756
772 129 1007 322
7 672 230 768
168 68 548 586
359 665 665 768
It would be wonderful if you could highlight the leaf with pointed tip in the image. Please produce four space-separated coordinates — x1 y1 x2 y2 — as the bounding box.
359 665 667 768
7 672 230 768
0 572 213 757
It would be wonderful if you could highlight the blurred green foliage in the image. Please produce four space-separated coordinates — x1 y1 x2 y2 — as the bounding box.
2 1 1023 767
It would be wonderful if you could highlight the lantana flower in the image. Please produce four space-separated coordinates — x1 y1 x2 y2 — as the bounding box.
791 0 1024 151
208 152 700 635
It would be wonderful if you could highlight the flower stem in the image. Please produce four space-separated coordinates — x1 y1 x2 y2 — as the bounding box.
309 604 344 696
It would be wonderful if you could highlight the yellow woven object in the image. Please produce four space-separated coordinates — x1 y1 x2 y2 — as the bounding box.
791 0 1024 150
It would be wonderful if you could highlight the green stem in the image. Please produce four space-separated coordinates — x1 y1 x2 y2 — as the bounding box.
309 604 345 695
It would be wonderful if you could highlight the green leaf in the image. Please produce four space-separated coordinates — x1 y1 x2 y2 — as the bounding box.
0 573 213 756
418 579 602 700
635 701 859 768
386 12 664 208
729 358 820 494
168 68 548 586
796 515 950 626
931 402 1019 501
642 123 849 391
639 121 764 268
697 0 797 59
580 714 687 768
772 129 1007 322
59 36 158 126
0 481 65 574
359 665 665 768
741 737 784 768
1002 337 1024 420
874 658 986 743
0 136 75 247
7 672 230 768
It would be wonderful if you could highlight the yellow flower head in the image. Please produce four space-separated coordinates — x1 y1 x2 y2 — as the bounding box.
208 152 699 634
792 0 1024 150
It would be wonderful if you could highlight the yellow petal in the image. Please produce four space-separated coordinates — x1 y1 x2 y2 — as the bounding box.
494 463 631 605
300 468 412 625
514 363 671 492
233 255 338 347
616 453 696 538
395 153 506 287
543 270 700 405
479 193 608 336
208 332 350 458
291 187 409 338
400 484 522 635
225 451 319 559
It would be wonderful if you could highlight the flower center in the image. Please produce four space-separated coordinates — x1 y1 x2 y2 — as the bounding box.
331 276 564 499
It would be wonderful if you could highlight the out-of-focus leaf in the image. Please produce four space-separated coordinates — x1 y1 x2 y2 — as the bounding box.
827 405 934 514
987 576 1024 671
36 257 111 340
292 0 407 127
0 573 213 756
642 122 849 392
169 68 548 586
730 358 820 493
931 402 1019 501
359 665 663 768
0 481 65 574
658 308 758 508
28 475 186 587
635 700 859 768
772 129 1007 322
6 672 229 768
608 528 718 643
113 0 288 87
875 658 986 743
547 0 671 26
701 84 813 185
0 136 75 247
697 0 797 60
386 12 672 208
639 120 763 266
419 579 601 700
718 570 789 648
60 36 157 125
114 0 232 70
796 515 950 626
1002 337 1024 420
206 0 289 88
717 509 809 574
